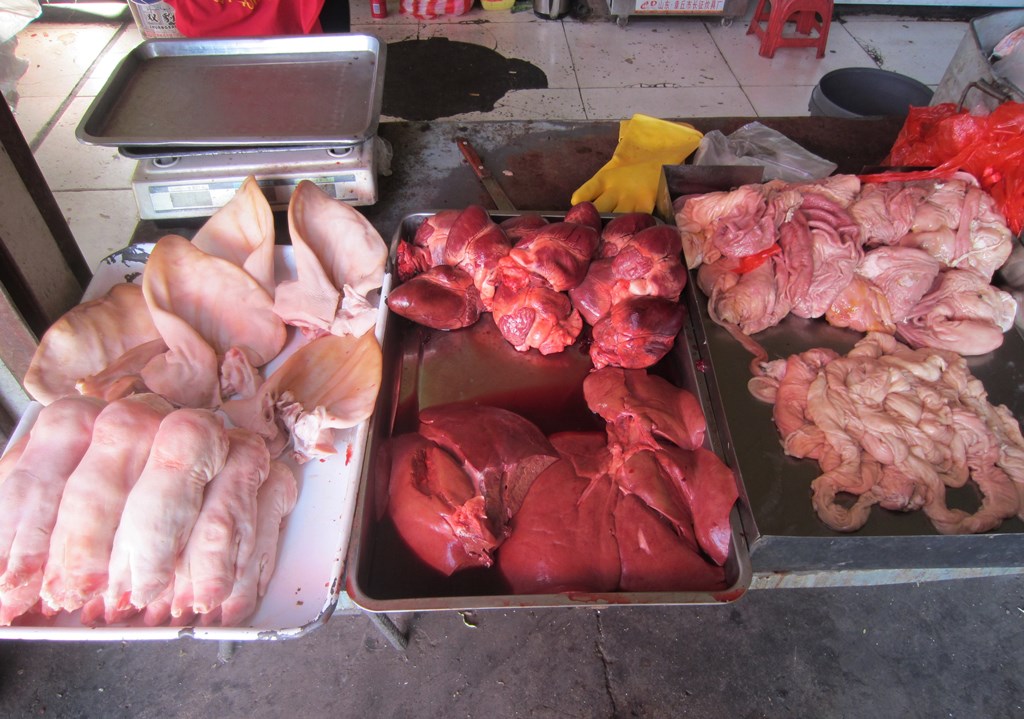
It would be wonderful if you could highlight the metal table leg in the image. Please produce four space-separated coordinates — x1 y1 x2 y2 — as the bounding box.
366 612 409 652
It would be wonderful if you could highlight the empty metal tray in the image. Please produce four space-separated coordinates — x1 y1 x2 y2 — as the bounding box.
77 34 385 148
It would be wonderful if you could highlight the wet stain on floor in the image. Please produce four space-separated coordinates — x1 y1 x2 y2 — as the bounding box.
382 37 548 121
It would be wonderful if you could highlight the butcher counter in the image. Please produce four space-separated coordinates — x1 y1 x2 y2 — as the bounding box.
125 116 1024 592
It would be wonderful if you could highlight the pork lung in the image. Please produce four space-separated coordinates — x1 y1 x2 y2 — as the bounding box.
386 265 484 330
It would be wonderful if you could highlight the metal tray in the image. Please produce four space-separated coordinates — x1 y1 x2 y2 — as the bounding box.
345 212 752 612
0 244 389 640
687 269 1024 573
77 34 386 148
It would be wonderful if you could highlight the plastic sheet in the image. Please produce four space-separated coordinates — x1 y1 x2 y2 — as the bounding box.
692 121 837 184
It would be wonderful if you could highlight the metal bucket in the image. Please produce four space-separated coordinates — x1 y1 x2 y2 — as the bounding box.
534 0 571 20
809 68 933 119
932 9 1024 112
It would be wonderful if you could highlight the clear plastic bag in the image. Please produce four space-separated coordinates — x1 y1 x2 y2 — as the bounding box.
692 121 837 183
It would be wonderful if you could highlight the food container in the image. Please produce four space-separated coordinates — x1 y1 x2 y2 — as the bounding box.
664 180 1024 573
345 212 752 612
0 244 388 640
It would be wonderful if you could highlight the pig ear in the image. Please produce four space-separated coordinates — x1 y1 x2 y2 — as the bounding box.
191 176 276 295
288 180 388 296
25 283 163 405
142 235 286 408
269 330 383 443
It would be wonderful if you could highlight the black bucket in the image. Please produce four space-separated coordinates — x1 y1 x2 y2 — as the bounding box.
809 68 934 118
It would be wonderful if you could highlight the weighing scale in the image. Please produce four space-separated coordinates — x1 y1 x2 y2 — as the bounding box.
128 140 380 220
75 34 387 221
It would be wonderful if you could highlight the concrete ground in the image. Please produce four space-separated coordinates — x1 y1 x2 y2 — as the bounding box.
0 574 1021 718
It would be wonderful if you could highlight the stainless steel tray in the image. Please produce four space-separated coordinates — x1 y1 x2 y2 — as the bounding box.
77 34 385 148
345 212 752 611
0 243 389 640
687 272 1024 573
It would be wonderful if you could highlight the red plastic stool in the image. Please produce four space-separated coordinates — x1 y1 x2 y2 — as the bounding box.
746 0 834 59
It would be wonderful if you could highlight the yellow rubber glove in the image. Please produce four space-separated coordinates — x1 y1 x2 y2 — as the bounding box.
571 114 703 214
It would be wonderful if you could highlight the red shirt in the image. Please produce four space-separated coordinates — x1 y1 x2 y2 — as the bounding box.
167 0 325 37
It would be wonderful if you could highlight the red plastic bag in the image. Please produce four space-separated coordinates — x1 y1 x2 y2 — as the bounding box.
167 0 324 37
862 102 1024 235
399 0 473 19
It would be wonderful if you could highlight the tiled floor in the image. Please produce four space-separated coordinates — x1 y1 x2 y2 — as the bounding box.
10 3 968 269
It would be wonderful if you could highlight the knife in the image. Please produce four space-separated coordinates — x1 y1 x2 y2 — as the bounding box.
455 137 517 212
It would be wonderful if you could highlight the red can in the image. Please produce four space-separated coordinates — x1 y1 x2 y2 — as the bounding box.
371 0 387 18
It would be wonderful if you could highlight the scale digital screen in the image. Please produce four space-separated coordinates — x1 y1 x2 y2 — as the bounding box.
147 175 360 213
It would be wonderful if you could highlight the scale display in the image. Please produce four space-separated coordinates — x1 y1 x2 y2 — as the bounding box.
131 142 377 219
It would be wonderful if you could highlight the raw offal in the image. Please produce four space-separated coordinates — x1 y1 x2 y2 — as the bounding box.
499 366 737 593
418 404 560 538
571 223 686 325
589 296 686 370
223 331 383 463
23 283 164 405
384 405 558 574
190 175 276 296
498 454 621 594
386 264 483 330
583 367 707 453
141 234 287 408
273 180 388 339
749 332 1024 534
443 205 512 309
385 433 499 576
392 205 688 369
490 271 583 355
677 175 1017 358
381 368 737 594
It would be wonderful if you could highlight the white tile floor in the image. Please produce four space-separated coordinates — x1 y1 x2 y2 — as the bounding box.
9 3 968 269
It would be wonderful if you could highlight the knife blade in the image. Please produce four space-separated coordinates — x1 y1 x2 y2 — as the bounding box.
455 137 516 212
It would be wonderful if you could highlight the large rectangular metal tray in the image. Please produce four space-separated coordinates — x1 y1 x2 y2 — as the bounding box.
0 244 389 640
77 34 385 149
345 212 752 612
686 266 1024 573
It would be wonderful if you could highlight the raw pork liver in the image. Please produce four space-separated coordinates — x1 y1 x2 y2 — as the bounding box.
498 458 620 594
386 433 498 576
